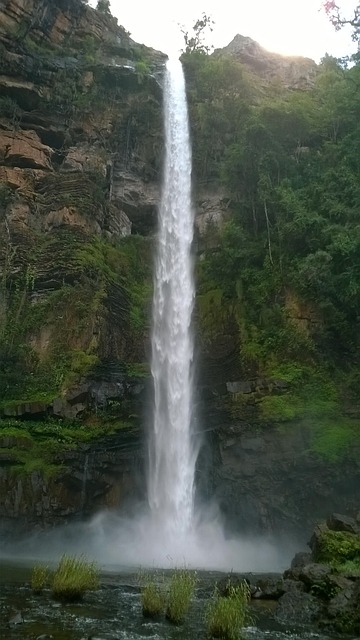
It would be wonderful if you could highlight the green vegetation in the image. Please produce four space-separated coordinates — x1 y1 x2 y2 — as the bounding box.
184 48 360 450
96 0 111 14
0 233 152 410
140 574 166 618
0 95 21 121
205 582 250 640
166 568 197 624
310 576 340 600
181 13 214 54
310 418 358 462
30 555 99 601
0 416 131 476
51 554 99 601
314 530 360 565
31 564 49 593
336 559 360 576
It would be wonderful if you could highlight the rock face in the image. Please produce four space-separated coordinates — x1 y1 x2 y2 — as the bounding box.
0 428 144 533
0 0 164 532
216 34 318 89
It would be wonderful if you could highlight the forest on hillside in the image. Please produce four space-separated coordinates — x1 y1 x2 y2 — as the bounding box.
181 23 360 456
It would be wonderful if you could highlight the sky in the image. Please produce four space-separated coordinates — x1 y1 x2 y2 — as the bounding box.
89 0 357 61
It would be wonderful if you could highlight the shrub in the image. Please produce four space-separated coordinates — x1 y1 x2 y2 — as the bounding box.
141 577 166 618
336 559 360 576
315 530 360 565
51 554 99 601
166 568 197 624
31 564 49 593
206 582 250 640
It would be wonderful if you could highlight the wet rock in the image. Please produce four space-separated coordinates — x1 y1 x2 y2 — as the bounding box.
275 590 322 625
255 577 285 599
291 551 311 568
327 512 360 535
298 563 332 588
326 582 360 633
280 515 360 635
226 380 252 394
36 635 54 640
216 574 249 596
283 578 305 593
308 522 329 556
8 611 23 627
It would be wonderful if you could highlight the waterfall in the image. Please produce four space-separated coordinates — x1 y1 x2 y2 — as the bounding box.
80 453 89 515
147 57 198 538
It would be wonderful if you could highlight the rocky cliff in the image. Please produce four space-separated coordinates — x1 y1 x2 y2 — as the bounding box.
0 0 164 531
0 0 359 543
216 34 318 89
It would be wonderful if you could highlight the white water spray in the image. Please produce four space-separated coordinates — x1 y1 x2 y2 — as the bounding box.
148 57 198 539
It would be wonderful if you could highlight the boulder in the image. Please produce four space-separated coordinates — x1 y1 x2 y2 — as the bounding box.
298 563 332 589
282 578 305 593
291 551 311 568
308 521 329 556
255 577 285 599
0 129 53 170
327 513 360 535
275 590 322 625
326 582 360 634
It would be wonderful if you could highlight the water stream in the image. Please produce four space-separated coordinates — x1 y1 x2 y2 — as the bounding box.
1 563 352 640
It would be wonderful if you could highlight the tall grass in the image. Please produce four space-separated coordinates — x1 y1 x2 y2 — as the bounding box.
206 582 250 640
140 574 166 618
166 568 197 624
51 554 99 601
31 564 49 593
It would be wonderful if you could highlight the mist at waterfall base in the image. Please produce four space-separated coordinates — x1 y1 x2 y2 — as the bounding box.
1 504 296 573
0 60 297 573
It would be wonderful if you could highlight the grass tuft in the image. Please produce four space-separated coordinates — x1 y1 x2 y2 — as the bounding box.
206 581 251 640
31 564 49 593
140 574 166 618
166 568 197 624
51 554 99 602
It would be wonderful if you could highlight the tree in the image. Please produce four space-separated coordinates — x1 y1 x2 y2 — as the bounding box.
180 13 214 54
96 0 111 14
323 1 360 41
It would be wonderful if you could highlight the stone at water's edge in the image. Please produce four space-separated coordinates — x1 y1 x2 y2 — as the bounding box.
217 513 360 635
277 513 360 635
274 590 322 625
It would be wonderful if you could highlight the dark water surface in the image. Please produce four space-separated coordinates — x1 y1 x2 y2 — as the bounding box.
0 561 354 640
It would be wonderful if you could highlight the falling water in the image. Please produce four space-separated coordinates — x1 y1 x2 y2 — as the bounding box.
79 453 89 515
148 57 198 539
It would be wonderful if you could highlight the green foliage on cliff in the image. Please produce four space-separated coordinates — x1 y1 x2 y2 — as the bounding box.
187 50 360 447
0 233 152 410
0 416 131 476
314 530 360 565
